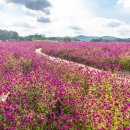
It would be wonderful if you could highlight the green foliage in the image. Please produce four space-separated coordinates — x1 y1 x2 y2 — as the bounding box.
0 29 19 41
120 56 130 70
20 59 33 75
63 36 72 42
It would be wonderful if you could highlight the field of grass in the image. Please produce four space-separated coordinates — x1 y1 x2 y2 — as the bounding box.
0 42 130 130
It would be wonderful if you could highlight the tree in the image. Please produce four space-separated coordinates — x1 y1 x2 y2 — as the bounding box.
9 31 19 40
91 38 102 42
63 36 71 42
0 29 19 41
24 34 45 41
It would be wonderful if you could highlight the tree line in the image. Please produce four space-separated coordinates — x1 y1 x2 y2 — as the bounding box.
1 29 130 42
0 29 45 41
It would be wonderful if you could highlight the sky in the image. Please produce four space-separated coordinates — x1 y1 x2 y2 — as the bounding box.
0 0 130 38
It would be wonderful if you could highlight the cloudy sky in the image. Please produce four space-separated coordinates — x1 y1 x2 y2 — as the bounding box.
0 0 130 37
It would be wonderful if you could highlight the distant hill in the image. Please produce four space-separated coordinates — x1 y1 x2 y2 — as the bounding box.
0 29 19 41
0 29 130 42
47 35 130 42
73 35 130 42
0 29 45 41
73 35 100 42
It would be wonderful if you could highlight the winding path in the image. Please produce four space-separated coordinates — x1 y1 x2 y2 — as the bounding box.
35 48 103 73
35 48 130 80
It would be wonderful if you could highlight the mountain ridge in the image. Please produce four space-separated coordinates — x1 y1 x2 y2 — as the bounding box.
0 29 130 42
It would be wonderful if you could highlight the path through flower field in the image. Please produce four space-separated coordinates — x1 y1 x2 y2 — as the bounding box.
0 42 130 130
36 47 130 77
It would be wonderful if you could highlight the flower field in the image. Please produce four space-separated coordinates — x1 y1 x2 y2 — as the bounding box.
41 42 130 72
0 42 130 130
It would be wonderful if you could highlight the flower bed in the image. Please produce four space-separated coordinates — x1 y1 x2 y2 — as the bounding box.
0 42 129 129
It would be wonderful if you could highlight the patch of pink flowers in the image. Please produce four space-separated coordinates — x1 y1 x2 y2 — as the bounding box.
0 42 130 129
41 42 130 72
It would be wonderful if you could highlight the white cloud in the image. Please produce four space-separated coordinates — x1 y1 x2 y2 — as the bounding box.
96 18 125 27
118 25 130 37
117 0 130 9
0 0 130 38
0 0 5 4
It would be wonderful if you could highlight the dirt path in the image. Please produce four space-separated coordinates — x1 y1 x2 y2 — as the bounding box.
35 48 130 80
35 48 103 73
